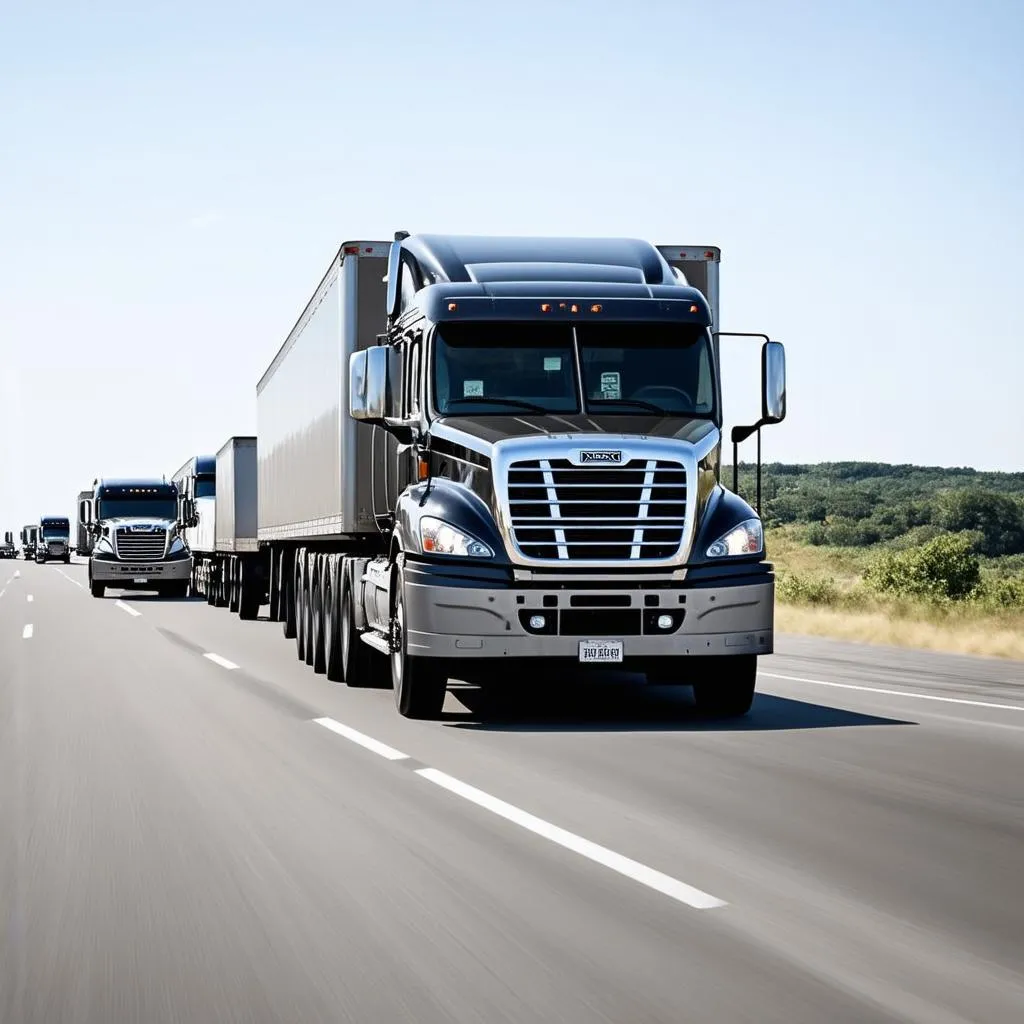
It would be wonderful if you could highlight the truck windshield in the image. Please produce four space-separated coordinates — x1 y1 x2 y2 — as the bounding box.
578 323 715 416
433 321 715 417
41 524 69 536
98 498 177 520
433 323 579 414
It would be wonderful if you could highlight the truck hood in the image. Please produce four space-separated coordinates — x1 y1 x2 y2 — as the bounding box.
432 414 720 458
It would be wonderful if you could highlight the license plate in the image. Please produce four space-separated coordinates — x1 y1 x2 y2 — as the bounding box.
578 640 623 664
133 577 148 584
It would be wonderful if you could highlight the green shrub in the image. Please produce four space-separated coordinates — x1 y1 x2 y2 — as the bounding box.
864 533 981 601
777 573 841 606
977 575 1024 609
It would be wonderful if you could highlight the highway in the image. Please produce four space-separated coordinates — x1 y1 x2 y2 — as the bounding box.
3 558 1023 1023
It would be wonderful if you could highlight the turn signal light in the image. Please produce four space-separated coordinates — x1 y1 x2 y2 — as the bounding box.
417 457 429 481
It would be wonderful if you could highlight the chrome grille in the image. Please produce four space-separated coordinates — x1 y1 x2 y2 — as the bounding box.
114 529 167 561
507 458 687 561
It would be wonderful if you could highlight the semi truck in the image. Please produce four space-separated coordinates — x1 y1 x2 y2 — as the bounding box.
79 478 194 598
243 233 787 720
170 454 217 592
36 516 71 563
20 525 38 560
172 438 261 616
1 531 15 559
76 489 94 556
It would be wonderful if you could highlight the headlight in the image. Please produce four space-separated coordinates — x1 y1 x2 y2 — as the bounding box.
706 518 763 558
420 517 492 558
95 537 113 554
169 536 187 555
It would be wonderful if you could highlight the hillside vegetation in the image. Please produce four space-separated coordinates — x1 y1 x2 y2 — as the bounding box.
726 462 1024 660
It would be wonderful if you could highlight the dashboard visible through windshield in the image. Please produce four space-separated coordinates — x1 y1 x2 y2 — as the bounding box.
432 321 716 418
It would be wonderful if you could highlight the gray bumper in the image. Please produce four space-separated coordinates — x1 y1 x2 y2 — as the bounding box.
91 557 192 584
403 575 774 660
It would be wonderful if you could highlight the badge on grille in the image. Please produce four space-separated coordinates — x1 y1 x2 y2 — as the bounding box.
579 450 623 464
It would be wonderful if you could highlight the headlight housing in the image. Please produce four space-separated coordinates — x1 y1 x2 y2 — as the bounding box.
169 536 188 555
420 517 493 558
706 518 763 558
95 537 114 554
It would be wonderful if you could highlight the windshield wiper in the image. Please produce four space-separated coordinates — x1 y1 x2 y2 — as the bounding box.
589 398 672 415
444 397 550 414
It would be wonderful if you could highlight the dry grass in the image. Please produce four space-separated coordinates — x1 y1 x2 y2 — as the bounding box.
775 603 1024 661
767 527 1024 662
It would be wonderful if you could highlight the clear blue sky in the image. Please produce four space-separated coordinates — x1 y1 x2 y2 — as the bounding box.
2 0 1022 530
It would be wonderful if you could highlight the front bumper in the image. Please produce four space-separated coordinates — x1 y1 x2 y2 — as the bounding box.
402 561 774 662
38 543 69 559
91 556 192 585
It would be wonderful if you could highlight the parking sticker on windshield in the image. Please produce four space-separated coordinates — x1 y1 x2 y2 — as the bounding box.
463 380 484 397
543 356 562 372
600 371 621 400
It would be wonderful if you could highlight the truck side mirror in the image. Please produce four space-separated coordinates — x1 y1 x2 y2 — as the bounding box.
3 532 11 544
761 340 786 424
350 346 402 424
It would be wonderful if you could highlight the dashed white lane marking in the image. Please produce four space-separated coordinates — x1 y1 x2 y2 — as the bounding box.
14 570 21 578
203 653 239 671
22 624 33 639
57 570 84 588
115 600 142 618
761 671 1024 713
313 717 410 761
27 595 33 603
416 767 727 910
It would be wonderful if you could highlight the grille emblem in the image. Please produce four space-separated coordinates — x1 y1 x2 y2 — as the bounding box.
578 450 622 464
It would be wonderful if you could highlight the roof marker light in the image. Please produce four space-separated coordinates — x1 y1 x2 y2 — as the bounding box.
448 302 458 312
343 246 359 254
690 304 699 313
590 304 602 313
540 303 552 312
570 304 580 314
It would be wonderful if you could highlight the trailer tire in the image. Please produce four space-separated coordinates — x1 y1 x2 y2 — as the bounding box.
691 655 758 718
238 559 261 621
323 556 344 682
229 557 240 610
391 570 447 719
282 551 296 639
309 555 327 674
295 549 308 661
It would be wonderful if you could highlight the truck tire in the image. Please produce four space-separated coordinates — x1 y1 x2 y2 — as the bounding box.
90 579 105 599
63 555 70 564
691 655 758 718
309 555 327 674
281 552 296 639
391 570 447 719
340 577 379 687
228 558 240 613
163 582 188 600
323 556 344 681
238 559 261 621
303 554 317 668
295 549 308 662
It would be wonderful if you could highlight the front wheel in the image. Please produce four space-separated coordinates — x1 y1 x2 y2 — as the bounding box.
391 573 447 719
63 555 71 564
90 579 105 599
691 655 758 717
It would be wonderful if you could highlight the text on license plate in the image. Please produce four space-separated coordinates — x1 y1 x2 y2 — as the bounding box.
578 640 623 663
133 577 148 584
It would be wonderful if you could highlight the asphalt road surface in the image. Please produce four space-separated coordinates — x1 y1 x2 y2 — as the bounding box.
3 557 1023 1023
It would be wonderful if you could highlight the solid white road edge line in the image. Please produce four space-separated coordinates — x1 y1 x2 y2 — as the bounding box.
313 717 410 761
416 767 727 911
114 600 142 618
203 653 239 670
23 624 33 639
760 671 1024 713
